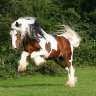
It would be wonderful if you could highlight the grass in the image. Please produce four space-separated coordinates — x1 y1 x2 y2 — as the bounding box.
0 68 96 96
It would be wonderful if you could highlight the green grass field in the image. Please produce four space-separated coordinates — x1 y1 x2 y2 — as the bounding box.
0 68 96 96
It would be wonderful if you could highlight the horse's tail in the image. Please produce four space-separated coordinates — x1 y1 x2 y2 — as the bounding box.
57 24 81 48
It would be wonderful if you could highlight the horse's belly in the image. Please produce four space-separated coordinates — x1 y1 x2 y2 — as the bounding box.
47 49 60 60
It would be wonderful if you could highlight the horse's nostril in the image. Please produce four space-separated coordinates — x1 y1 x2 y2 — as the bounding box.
12 47 18 51
14 48 18 51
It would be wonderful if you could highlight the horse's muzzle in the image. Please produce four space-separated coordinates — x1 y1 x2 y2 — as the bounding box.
11 47 18 52
14 48 18 51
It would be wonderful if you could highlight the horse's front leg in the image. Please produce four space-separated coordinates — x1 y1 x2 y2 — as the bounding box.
31 50 46 65
18 51 29 72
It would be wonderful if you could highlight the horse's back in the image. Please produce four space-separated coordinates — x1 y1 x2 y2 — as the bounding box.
54 35 71 53
47 35 71 59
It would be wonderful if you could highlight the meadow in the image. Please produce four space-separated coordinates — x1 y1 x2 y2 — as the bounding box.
0 68 96 96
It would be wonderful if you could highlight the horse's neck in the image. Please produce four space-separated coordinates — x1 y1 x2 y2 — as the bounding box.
40 28 54 41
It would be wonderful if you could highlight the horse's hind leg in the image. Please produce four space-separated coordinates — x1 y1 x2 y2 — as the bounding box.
65 65 76 87
54 56 66 68
54 54 76 87
64 46 76 87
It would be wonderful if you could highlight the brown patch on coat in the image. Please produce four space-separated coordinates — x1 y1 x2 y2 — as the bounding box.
24 35 41 53
53 35 72 68
45 42 51 53
54 35 71 55
16 32 22 48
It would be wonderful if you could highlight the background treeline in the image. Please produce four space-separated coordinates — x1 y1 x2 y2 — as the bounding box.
0 0 96 78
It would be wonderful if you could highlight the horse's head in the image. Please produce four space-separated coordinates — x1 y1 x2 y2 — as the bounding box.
10 17 36 50
10 29 22 50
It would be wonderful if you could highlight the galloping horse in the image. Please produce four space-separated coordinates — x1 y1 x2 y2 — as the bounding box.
10 17 81 87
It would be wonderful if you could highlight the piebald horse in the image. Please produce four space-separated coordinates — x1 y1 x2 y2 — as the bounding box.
10 17 81 87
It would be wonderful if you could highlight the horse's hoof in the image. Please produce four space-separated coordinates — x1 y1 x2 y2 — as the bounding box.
18 64 26 72
66 81 75 87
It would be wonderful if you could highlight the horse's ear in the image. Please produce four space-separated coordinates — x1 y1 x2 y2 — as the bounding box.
15 22 21 27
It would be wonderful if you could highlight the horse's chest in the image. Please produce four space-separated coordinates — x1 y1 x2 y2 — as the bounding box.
24 41 41 53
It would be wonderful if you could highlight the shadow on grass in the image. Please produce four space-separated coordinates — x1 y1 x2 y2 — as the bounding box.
0 83 63 88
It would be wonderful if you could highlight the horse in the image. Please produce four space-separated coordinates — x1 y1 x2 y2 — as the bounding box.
10 17 81 87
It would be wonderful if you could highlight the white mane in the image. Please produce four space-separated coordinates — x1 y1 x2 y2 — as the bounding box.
19 17 36 24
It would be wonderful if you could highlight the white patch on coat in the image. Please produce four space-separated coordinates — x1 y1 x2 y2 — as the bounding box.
39 38 51 58
10 30 17 49
40 29 58 51
69 44 73 64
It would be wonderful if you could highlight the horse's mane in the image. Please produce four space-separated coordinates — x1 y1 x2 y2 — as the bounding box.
29 20 45 41
17 17 46 42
